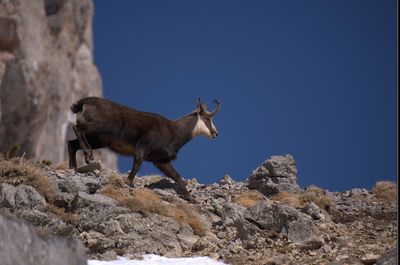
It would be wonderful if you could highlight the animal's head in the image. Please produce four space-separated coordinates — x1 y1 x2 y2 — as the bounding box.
193 97 221 139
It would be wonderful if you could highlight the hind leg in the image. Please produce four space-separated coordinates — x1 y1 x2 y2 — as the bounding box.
67 139 80 169
72 125 94 164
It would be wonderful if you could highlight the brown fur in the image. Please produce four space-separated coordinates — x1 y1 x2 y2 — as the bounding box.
68 97 221 202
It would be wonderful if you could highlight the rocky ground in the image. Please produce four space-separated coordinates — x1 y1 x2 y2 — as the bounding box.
0 154 397 265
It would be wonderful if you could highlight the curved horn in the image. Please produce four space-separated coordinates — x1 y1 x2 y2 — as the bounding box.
210 100 221 116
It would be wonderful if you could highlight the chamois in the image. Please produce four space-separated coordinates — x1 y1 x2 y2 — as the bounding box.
67 97 221 201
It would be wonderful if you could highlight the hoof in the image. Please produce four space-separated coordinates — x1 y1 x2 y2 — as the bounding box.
77 161 101 173
128 181 135 188
125 178 135 188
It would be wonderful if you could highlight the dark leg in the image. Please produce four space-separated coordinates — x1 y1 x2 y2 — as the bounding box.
72 125 94 164
67 139 80 169
127 149 145 186
154 162 194 202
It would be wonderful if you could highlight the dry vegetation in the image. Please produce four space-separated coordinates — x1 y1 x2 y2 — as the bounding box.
269 186 337 214
43 204 80 225
270 191 302 208
372 181 397 204
298 186 336 212
233 190 265 207
0 156 54 201
100 173 206 236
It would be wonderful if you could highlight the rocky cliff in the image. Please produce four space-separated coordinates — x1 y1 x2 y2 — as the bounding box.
0 213 86 265
0 154 397 265
0 0 116 168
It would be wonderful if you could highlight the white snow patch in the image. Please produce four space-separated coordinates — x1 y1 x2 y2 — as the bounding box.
88 255 227 265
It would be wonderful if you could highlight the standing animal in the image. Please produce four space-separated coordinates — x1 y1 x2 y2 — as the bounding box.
67 97 220 201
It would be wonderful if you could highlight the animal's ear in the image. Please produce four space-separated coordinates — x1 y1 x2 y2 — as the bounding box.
196 97 204 114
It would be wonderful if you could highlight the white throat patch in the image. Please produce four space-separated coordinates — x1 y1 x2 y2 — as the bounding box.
192 115 212 137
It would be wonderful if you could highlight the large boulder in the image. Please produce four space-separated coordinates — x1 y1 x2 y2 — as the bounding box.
0 0 116 169
0 183 46 209
0 213 86 265
248 154 301 196
244 200 323 249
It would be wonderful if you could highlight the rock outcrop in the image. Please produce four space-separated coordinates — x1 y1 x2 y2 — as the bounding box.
0 154 397 264
0 213 86 265
0 0 116 168
248 154 301 195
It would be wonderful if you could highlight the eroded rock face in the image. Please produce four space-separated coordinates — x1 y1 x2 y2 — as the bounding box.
0 155 397 264
0 213 86 265
0 183 46 209
244 200 323 249
248 154 301 196
0 0 116 169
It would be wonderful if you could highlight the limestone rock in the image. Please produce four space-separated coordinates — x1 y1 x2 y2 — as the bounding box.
0 213 86 265
302 202 328 221
0 155 397 264
244 200 323 249
286 215 323 250
248 154 301 196
376 247 397 265
0 183 46 209
0 0 116 169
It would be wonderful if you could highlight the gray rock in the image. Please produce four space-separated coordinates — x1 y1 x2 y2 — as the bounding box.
264 155 297 178
80 211 199 258
214 202 246 226
302 202 327 221
245 200 299 231
285 215 323 249
56 172 102 194
98 250 118 261
244 200 322 249
0 0 116 169
0 213 86 265
350 188 370 197
75 192 117 208
220 175 235 186
376 247 398 265
0 183 46 209
19 209 53 227
248 154 301 196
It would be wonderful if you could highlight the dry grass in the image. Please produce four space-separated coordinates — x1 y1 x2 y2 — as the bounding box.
269 186 336 213
0 156 54 201
100 174 129 204
233 190 264 207
298 186 336 212
55 163 69 171
270 191 302 208
100 174 206 236
44 204 80 225
125 189 205 236
124 188 162 213
372 181 397 204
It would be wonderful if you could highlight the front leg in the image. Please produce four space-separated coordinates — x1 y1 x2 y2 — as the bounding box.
154 162 195 202
127 148 145 187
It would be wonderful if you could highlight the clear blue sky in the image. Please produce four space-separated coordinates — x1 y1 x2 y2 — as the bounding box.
93 0 397 191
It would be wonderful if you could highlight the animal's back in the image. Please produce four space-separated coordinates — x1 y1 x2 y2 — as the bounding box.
71 97 174 141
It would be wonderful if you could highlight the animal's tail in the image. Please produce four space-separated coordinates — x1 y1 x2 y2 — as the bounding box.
70 101 83 113
71 97 101 113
